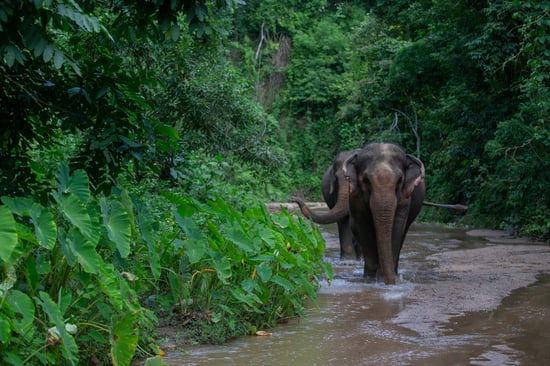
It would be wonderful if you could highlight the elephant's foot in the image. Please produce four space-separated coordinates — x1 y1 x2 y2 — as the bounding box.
363 268 377 279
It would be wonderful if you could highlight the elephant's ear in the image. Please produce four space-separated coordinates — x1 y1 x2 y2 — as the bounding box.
328 166 336 195
403 154 425 199
342 151 360 194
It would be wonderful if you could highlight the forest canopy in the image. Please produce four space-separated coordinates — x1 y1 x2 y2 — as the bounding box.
2 0 548 238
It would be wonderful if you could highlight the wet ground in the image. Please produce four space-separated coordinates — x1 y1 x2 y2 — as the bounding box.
160 222 550 365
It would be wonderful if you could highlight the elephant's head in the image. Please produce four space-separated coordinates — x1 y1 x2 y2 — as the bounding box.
292 150 357 224
343 143 425 285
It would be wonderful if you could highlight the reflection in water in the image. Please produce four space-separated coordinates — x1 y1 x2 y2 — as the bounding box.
160 224 550 366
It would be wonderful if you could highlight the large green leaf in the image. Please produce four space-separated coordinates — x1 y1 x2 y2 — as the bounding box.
38 291 79 365
101 198 131 258
1 196 34 216
222 224 254 253
176 215 207 264
66 228 103 274
229 288 262 313
213 256 232 283
270 275 296 293
0 313 10 344
0 205 18 263
2 197 57 250
98 264 124 313
110 312 138 366
137 209 160 279
57 163 90 203
7 290 35 341
60 194 97 244
184 237 208 264
256 262 273 283
29 205 57 250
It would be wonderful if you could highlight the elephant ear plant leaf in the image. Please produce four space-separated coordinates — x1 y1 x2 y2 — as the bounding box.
100 197 132 258
29 205 57 250
0 205 18 263
162 193 333 339
2 197 58 250
37 291 79 366
110 312 139 366
0 163 158 365
57 163 90 203
64 227 104 274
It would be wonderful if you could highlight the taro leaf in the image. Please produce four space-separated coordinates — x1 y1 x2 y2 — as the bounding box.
1 196 34 216
213 256 232 284
272 214 290 228
223 224 254 253
0 205 18 263
184 237 207 264
241 278 261 293
256 262 272 283
258 226 280 248
66 169 90 203
137 209 160 279
230 288 262 312
0 313 10 343
30 205 57 250
60 194 96 244
7 290 35 341
38 291 79 365
58 228 77 266
66 228 103 274
110 312 138 366
98 264 123 312
57 163 90 203
101 198 131 258
176 216 207 264
270 275 296 292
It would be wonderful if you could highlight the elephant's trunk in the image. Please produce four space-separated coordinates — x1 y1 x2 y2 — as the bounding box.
370 193 397 285
292 179 350 224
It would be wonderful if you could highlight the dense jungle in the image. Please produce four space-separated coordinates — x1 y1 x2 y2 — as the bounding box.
0 0 548 364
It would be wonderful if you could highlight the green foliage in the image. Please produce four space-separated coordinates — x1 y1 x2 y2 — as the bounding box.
0 162 332 362
149 34 286 169
0 0 245 197
159 193 331 338
0 164 155 365
233 0 549 238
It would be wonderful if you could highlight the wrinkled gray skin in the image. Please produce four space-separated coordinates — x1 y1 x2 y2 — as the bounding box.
293 146 468 267
344 143 426 285
293 150 360 260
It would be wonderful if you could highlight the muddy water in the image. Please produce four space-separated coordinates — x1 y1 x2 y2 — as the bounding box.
162 223 550 365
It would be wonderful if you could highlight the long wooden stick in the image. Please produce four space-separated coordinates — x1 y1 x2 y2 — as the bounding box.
423 201 468 214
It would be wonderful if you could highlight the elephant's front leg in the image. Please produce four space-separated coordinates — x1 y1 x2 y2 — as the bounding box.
337 216 356 260
391 202 411 274
351 215 378 277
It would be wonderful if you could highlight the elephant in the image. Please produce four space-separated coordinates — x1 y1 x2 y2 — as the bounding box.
342 142 426 285
292 147 467 265
292 150 360 260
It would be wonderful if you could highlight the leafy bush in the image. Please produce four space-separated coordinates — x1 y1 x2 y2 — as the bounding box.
0 164 156 365
156 193 332 342
0 163 332 364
